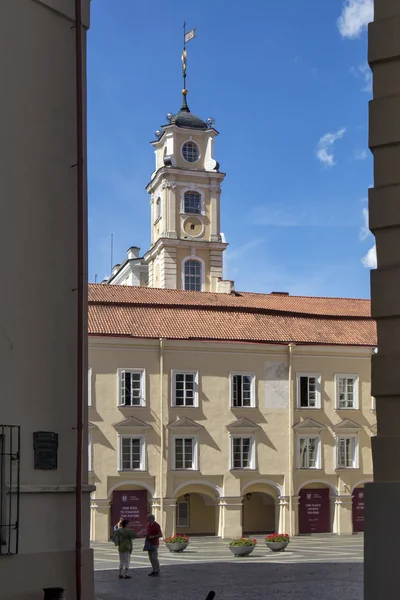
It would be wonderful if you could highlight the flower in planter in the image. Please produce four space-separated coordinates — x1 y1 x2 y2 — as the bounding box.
265 533 290 543
164 534 190 544
229 537 257 547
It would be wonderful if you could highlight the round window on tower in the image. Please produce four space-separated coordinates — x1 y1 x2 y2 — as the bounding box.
181 141 200 163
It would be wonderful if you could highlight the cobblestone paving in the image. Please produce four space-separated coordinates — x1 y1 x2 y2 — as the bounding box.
94 535 363 600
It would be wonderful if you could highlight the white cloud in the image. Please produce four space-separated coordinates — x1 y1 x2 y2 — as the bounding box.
351 63 372 92
362 244 377 268
338 0 373 38
360 207 370 240
316 128 346 168
354 148 367 161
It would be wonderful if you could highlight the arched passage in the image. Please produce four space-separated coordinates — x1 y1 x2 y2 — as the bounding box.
298 482 335 534
173 482 220 536
242 492 275 534
109 483 153 539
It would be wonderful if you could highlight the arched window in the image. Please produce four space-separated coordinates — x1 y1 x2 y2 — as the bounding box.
184 260 202 291
154 197 161 222
184 191 201 214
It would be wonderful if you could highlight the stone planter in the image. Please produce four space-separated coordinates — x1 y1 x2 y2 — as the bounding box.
43 589 65 600
229 545 255 557
265 541 289 552
166 542 189 553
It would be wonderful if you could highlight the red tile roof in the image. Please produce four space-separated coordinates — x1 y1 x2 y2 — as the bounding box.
88 284 376 347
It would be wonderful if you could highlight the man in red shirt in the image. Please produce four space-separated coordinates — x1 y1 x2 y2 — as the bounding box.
146 514 162 576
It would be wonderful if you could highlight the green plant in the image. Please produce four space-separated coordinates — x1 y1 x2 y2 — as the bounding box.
229 537 257 546
265 533 290 543
164 534 190 544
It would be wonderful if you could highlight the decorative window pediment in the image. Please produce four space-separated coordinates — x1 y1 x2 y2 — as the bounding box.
113 416 150 433
333 419 361 432
226 417 260 433
167 416 204 432
293 418 326 432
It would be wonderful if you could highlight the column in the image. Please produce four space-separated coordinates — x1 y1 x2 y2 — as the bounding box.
366 2 400 599
219 497 243 538
335 495 353 535
163 498 177 538
291 495 300 535
276 496 290 533
91 498 111 542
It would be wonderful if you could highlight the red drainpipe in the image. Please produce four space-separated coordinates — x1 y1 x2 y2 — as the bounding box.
74 0 84 598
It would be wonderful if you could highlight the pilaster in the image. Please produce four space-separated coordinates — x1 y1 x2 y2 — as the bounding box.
91 498 111 542
334 495 353 535
276 495 290 533
219 496 243 539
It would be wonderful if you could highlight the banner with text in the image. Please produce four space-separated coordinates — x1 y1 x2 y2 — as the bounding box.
299 488 330 534
111 490 148 538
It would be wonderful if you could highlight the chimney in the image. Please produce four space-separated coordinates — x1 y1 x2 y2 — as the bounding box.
217 278 235 294
127 246 140 260
270 291 289 296
112 264 120 275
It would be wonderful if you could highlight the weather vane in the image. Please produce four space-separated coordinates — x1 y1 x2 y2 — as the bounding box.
181 22 196 104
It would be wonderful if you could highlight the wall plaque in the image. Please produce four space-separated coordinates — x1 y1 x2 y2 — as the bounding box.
33 431 58 470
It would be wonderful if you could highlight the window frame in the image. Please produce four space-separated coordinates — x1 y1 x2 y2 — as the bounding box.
335 374 359 410
335 434 359 469
183 190 202 215
118 368 146 407
296 373 322 409
118 434 146 472
154 196 162 223
182 257 204 291
296 434 322 469
176 501 190 528
229 372 256 408
230 434 256 470
181 140 200 164
171 435 198 471
171 370 199 407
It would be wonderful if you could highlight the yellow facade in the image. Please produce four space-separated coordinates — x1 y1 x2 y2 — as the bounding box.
89 338 375 540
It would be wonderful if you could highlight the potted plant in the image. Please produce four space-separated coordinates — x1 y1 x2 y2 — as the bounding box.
228 537 257 557
164 534 190 552
265 533 290 552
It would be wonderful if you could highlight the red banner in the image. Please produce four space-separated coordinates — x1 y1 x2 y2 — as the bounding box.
299 488 330 534
111 490 148 538
352 488 364 532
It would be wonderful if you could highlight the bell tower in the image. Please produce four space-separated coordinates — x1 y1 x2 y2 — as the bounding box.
144 27 228 292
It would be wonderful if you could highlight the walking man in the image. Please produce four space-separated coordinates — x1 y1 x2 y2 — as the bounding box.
113 519 137 579
146 514 162 577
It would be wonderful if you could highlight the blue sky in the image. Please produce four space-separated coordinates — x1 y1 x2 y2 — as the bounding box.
87 0 375 298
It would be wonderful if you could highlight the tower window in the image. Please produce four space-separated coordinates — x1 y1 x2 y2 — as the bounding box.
184 260 202 291
184 191 201 214
154 197 161 222
182 141 199 163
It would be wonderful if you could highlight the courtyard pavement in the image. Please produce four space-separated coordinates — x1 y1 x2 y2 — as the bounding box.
94 535 363 599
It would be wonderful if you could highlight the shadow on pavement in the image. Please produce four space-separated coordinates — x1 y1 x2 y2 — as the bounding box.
95 561 362 600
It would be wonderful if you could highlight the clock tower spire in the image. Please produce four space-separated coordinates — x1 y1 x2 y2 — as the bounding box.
144 27 228 292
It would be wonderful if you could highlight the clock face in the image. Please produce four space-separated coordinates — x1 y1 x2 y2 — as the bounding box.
183 216 203 237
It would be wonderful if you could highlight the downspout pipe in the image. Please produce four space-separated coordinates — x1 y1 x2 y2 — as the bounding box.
159 339 164 530
74 0 84 598
287 343 295 537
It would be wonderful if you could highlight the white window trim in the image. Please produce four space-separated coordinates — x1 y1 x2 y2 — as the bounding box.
117 368 146 407
88 368 92 407
154 195 162 224
177 501 190 528
180 187 205 216
180 139 201 165
229 372 256 408
181 255 205 292
88 431 93 472
171 435 199 471
230 434 256 470
296 373 322 409
118 434 146 472
335 434 359 469
335 374 359 410
296 434 322 469
171 370 199 407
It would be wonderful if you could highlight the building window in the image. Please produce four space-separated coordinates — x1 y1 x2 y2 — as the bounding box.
172 371 198 407
173 436 197 470
230 373 255 407
119 369 145 406
336 375 359 409
297 436 321 469
231 436 255 470
182 141 200 163
184 259 202 291
177 501 190 527
119 436 145 471
88 368 92 406
336 436 358 469
297 374 321 408
154 197 161 222
184 191 201 214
